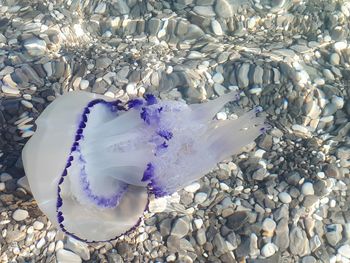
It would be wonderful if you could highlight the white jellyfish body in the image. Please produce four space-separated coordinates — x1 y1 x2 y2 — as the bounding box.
22 91 266 242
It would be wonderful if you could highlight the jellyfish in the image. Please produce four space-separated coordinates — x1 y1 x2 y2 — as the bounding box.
22 90 266 242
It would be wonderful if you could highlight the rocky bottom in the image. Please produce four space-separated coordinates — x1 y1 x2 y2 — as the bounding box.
0 0 350 262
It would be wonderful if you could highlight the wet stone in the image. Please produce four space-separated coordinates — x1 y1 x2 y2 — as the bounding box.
226 211 249 230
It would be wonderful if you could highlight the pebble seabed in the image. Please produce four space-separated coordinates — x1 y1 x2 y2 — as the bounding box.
0 0 350 262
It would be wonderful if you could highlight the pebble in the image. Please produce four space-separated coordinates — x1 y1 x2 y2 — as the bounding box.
216 112 227 120
330 53 340 65
278 192 292 204
237 63 250 87
0 182 5 191
21 100 34 109
171 217 190 238
33 221 44 230
12 209 29 221
261 243 276 257
325 224 343 246
23 37 47 56
193 218 203 229
56 249 82 263
212 72 224 84
339 244 350 259
79 79 89 90
211 20 223 36
148 197 167 213
262 218 276 237
65 236 90 261
184 182 200 193
301 182 314 195
193 6 216 17
194 192 208 204
215 0 233 18
1 85 20 95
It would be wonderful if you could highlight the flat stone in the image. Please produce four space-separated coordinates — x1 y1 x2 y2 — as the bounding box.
330 53 340 65
95 2 106 14
339 244 350 259
79 79 89 90
212 72 224 84
56 249 82 263
96 57 112 69
147 18 162 36
33 221 44 230
253 65 264 84
194 192 207 204
193 6 216 17
261 243 276 257
301 182 314 195
211 20 223 36
1 85 20 95
12 209 29 221
289 226 310 256
237 63 250 87
167 236 181 253
184 182 200 193
6 229 26 242
302 256 317 263
262 218 276 237
23 37 47 56
278 192 292 204
215 0 233 18
226 211 249 230
171 216 190 238
273 218 289 251
148 197 167 213
196 228 206 245
213 233 229 256
325 224 343 246
252 167 267 181
303 195 319 208
65 236 90 260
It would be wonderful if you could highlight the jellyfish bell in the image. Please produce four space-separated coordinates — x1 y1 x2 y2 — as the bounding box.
22 90 267 242
22 92 149 242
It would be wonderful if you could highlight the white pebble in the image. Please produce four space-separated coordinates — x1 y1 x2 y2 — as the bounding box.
261 243 276 257
0 183 5 191
33 221 44 230
184 182 200 193
21 100 33 109
1 85 20 95
21 130 35 138
12 209 29 221
79 79 89 90
36 237 46 249
193 218 203 229
56 249 82 263
301 182 314 195
334 41 347 51
329 199 336 208
22 94 32 100
339 244 350 259
278 192 292 204
216 112 227 120
262 218 276 232
126 83 137 96
220 183 230 191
